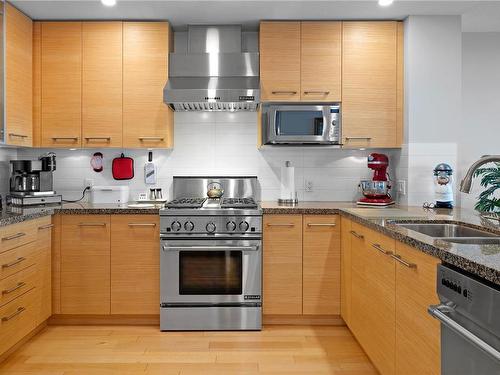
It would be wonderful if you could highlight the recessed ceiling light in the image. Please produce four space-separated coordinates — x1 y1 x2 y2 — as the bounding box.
378 0 394 6
101 0 116 7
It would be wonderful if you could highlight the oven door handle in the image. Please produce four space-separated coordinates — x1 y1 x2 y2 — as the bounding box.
162 245 259 252
428 304 500 362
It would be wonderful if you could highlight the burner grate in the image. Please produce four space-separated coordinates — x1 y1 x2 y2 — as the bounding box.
220 198 258 209
166 197 207 209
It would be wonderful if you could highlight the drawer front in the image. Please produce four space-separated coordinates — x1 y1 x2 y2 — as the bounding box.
0 264 38 307
0 219 41 253
0 288 37 356
0 241 39 280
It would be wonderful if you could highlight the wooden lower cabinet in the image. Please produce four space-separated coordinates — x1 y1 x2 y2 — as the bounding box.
263 215 303 315
303 215 340 315
110 215 159 315
60 215 111 314
340 216 352 326
395 242 441 375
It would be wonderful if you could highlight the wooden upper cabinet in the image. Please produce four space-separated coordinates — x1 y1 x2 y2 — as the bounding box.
123 22 173 148
300 22 342 102
82 22 123 148
260 22 301 102
263 215 303 315
342 21 403 148
302 215 340 315
41 22 82 148
5 3 33 146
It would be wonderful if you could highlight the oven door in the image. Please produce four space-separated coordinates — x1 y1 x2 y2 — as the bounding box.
160 238 261 305
264 104 340 144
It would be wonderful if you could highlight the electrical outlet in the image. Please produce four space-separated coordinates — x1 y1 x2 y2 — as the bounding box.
84 178 94 188
305 180 313 193
396 180 406 196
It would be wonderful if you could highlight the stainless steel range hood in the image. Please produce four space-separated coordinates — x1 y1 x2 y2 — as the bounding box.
164 25 260 112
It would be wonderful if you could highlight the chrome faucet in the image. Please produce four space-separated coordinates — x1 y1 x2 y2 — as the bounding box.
460 155 500 193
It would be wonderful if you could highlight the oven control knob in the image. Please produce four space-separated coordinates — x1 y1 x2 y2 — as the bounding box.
206 222 216 233
171 221 182 232
184 221 194 231
239 221 250 232
226 221 237 231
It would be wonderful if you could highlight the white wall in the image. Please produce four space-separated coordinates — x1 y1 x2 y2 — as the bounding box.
402 16 462 206
18 112 401 203
459 32 500 210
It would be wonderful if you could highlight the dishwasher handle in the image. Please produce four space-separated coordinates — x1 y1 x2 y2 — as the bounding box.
428 304 500 363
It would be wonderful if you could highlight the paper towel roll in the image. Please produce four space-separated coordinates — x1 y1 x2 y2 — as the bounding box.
280 161 296 201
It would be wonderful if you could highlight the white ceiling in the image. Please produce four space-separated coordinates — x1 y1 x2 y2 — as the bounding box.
10 0 500 32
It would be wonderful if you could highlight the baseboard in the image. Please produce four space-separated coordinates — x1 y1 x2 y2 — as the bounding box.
0 321 48 363
48 314 160 325
263 314 345 325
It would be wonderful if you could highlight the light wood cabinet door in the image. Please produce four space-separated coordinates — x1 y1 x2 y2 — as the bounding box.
342 21 402 148
303 215 340 315
263 215 302 315
41 22 82 148
34 218 52 323
395 242 441 375
340 216 352 326
350 223 396 375
82 22 123 148
260 22 301 102
300 22 342 102
33 22 42 147
123 22 173 148
60 215 110 314
111 215 159 315
5 3 33 147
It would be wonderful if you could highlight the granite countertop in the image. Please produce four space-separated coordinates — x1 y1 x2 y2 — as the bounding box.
262 201 500 285
0 206 55 227
54 202 162 215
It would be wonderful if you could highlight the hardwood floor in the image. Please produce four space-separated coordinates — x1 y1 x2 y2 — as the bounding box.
0 325 377 375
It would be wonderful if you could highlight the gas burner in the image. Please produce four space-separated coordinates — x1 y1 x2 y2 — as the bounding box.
166 197 207 209
220 197 258 209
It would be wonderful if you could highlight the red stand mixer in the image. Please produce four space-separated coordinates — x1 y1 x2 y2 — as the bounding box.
357 153 395 207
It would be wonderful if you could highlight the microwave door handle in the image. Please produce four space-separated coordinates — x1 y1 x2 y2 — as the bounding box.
162 245 259 252
428 304 500 362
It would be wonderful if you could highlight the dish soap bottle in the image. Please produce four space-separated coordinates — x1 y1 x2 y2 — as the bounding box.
144 151 157 185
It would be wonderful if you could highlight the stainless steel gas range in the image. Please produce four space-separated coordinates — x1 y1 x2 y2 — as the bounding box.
159 176 262 331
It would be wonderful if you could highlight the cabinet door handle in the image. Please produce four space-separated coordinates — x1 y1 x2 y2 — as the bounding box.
271 91 297 95
266 223 295 227
303 91 330 95
372 243 393 255
1 232 26 241
38 224 54 230
84 137 111 141
307 223 336 227
2 307 26 322
78 223 107 227
345 137 372 141
139 137 164 141
8 133 28 138
2 257 26 269
128 223 156 227
51 137 78 140
390 254 417 268
350 230 364 239
2 282 27 295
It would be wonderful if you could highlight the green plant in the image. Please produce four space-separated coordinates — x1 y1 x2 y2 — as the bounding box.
474 162 500 212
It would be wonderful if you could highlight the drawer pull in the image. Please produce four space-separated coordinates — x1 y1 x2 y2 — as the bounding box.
391 254 417 268
2 307 26 322
78 223 107 227
345 137 372 141
2 282 26 295
38 224 54 230
372 243 393 255
271 91 297 95
1 232 26 241
266 223 295 227
2 257 26 269
303 91 330 95
8 133 29 138
307 223 336 227
128 223 157 227
84 137 111 141
350 230 364 239
139 137 164 141
51 137 78 141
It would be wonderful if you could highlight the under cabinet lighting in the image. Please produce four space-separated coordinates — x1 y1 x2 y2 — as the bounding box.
378 0 394 6
101 0 116 7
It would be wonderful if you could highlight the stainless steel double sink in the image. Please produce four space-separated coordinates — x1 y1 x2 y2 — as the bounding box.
391 222 500 245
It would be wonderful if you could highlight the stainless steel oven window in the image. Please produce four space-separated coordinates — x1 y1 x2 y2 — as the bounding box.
179 250 243 295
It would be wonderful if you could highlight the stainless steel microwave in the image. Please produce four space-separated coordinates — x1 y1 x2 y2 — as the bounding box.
262 103 341 145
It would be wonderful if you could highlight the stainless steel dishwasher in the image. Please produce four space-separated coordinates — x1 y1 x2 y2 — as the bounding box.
428 264 500 375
